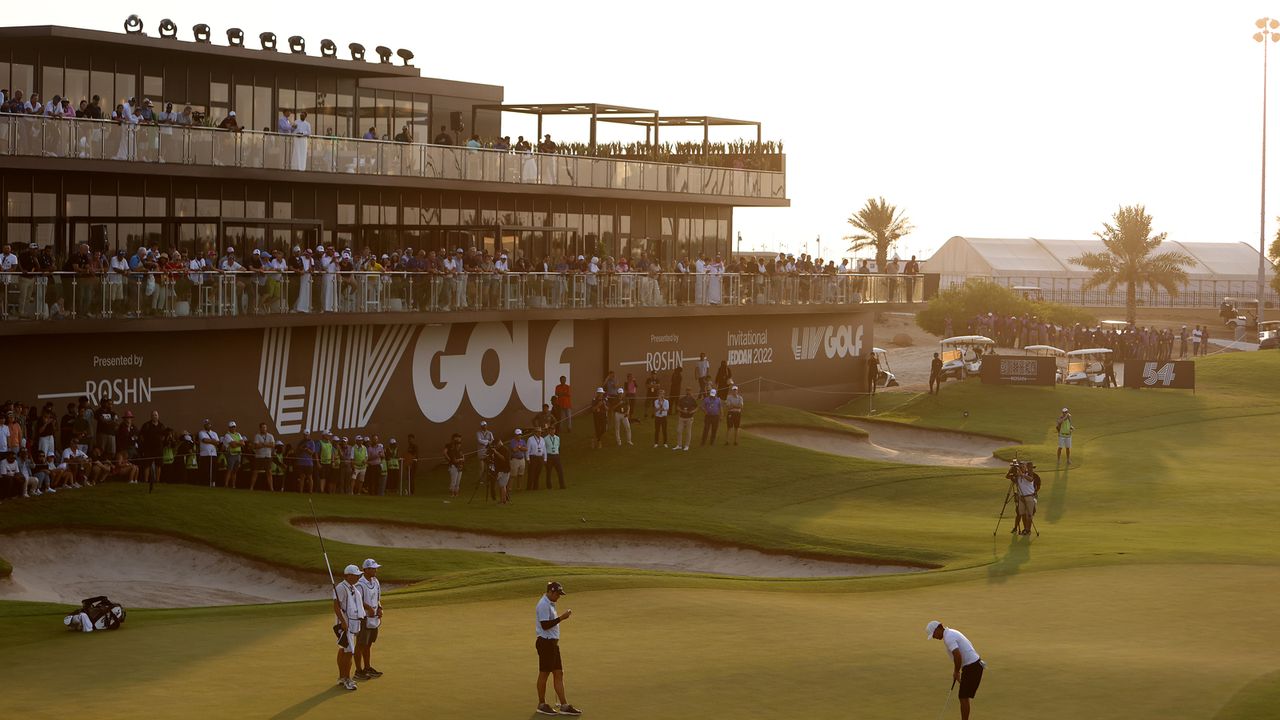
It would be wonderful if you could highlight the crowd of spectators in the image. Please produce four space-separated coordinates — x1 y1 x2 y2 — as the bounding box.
956 312 1211 361
0 240 922 319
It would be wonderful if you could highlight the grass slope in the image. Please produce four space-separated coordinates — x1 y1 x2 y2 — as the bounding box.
2 352 1278 718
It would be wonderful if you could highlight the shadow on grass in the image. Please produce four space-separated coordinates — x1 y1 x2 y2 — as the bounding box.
1046 467 1068 523
1213 668 1280 720
268 685 349 719
986 536 1031 584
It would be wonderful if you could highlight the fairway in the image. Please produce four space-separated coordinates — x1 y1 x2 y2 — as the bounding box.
3 352 1279 719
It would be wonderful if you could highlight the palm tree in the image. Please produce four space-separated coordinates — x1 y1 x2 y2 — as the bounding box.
1070 205 1195 325
844 197 914 271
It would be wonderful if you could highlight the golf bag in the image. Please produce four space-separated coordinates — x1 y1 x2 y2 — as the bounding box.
63 595 127 633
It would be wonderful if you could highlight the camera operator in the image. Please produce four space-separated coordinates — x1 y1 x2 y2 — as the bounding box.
1012 461 1041 536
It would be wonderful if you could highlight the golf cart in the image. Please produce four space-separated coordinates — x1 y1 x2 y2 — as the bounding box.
1023 344 1066 383
1220 298 1258 331
1012 285 1045 302
871 347 900 388
1065 348 1112 387
1259 320 1280 350
939 335 995 380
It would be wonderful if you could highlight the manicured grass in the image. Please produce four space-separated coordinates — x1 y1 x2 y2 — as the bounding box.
3 351 1278 718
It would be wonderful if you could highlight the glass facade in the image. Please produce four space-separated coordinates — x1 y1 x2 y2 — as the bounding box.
0 172 732 265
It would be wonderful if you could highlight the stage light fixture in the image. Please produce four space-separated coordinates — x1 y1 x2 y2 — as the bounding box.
124 14 144 35
320 39 338 57
288 35 306 54
397 48 414 66
349 42 366 61
159 18 177 38
375 45 393 64
193 23 211 43
259 32 278 51
227 28 245 46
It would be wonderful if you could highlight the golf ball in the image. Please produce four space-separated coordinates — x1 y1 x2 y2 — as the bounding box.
581 517 587 523
963 411 970 418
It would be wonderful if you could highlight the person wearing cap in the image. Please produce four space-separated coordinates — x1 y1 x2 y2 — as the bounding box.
317 432 336 494
700 388 723 447
351 436 369 494
367 434 386 496
1013 461 1041 535
723 385 744 446
444 433 465 497
609 388 633 446
1055 407 1075 467
249 422 276 492
589 388 609 450
334 565 367 691
271 441 287 490
197 420 220 487
492 433 512 504
476 421 495 483
221 421 246 488
296 430 319 493
509 429 528 491
385 437 404 495
354 559 384 680
675 387 698 451
926 621 984 719
534 581 581 716
115 411 139 465
339 436 355 494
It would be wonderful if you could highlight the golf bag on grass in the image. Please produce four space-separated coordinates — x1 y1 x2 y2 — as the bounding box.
63 596 127 633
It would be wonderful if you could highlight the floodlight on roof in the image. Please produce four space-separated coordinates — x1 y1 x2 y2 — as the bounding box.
349 42 365 61
288 35 306 54
375 45 393 64
192 23 211 43
397 48 414 66
259 32 278 51
158 18 177 39
320 38 337 57
227 28 245 46
124 14 144 35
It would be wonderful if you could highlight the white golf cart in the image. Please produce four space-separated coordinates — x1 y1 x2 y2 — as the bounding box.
1065 348 1112 387
1012 285 1045 302
1259 320 1280 350
1220 298 1257 331
939 335 995 380
1023 344 1066 383
871 347 900 388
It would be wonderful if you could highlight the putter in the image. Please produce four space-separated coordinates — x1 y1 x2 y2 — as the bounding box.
936 678 956 720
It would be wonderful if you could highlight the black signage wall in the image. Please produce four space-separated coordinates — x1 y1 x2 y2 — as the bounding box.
1123 360 1196 389
980 356 1057 385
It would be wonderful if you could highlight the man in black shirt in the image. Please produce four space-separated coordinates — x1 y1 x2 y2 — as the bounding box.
929 352 944 395
432 125 454 145
537 134 557 153
139 410 168 486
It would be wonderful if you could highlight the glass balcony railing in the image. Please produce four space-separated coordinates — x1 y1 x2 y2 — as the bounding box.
0 115 787 200
0 271 921 321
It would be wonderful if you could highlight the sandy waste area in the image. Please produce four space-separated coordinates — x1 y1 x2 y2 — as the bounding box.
301 521 925 578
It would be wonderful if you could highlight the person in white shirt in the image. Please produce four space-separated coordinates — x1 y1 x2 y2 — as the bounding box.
926 621 984 719
526 428 546 491
652 388 670 448
197 419 220 487
534 581 581 716
354 559 383 680
334 565 367 691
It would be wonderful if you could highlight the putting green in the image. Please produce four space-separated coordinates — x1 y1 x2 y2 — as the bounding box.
2 352 1277 718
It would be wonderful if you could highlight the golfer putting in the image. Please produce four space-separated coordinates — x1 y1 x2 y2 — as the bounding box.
535 581 582 716
926 621 984 720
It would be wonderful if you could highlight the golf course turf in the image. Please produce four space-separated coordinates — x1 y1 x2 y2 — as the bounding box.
2 352 1277 719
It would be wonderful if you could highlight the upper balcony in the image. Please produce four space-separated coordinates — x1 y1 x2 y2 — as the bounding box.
0 115 787 205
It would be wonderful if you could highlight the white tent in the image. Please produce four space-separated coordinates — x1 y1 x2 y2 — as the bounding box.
926 236 1275 306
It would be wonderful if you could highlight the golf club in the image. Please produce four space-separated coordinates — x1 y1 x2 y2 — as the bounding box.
309 498 350 649
936 678 956 720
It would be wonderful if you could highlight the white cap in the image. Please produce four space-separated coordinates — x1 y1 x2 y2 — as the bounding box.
361 558 381 569
480 421 488 426
731 385 739 391
709 389 717 396
1061 407 1069 413
228 421 237 427
925 620 941 638
514 429 523 435
595 387 604 393
343 564 360 575
617 388 625 394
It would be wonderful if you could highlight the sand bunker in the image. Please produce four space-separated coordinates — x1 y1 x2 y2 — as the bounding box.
0 530 332 608
748 418 1008 467
302 521 924 578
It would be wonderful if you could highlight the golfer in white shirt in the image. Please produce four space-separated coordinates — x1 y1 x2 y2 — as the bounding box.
334 565 367 691
534 581 581 716
927 621 985 719
355 559 384 680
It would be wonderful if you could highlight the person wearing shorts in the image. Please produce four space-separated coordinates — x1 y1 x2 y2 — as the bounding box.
927 620 984 719
221 421 245 488
250 423 275 491
492 439 512 504
334 565 367 691
534 581 581 716
445 433 464 497
355 558 383 680
1055 407 1075 466
723 385 744 446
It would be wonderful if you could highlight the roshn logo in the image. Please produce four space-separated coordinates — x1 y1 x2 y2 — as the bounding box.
258 325 416 435
791 324 863 361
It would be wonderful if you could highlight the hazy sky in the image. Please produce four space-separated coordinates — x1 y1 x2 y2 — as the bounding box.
12 2 1280 260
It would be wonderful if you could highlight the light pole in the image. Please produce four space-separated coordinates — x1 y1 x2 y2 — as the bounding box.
1255 17 1278 323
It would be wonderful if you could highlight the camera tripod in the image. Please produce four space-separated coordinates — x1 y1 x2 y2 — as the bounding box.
467 463 496 504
